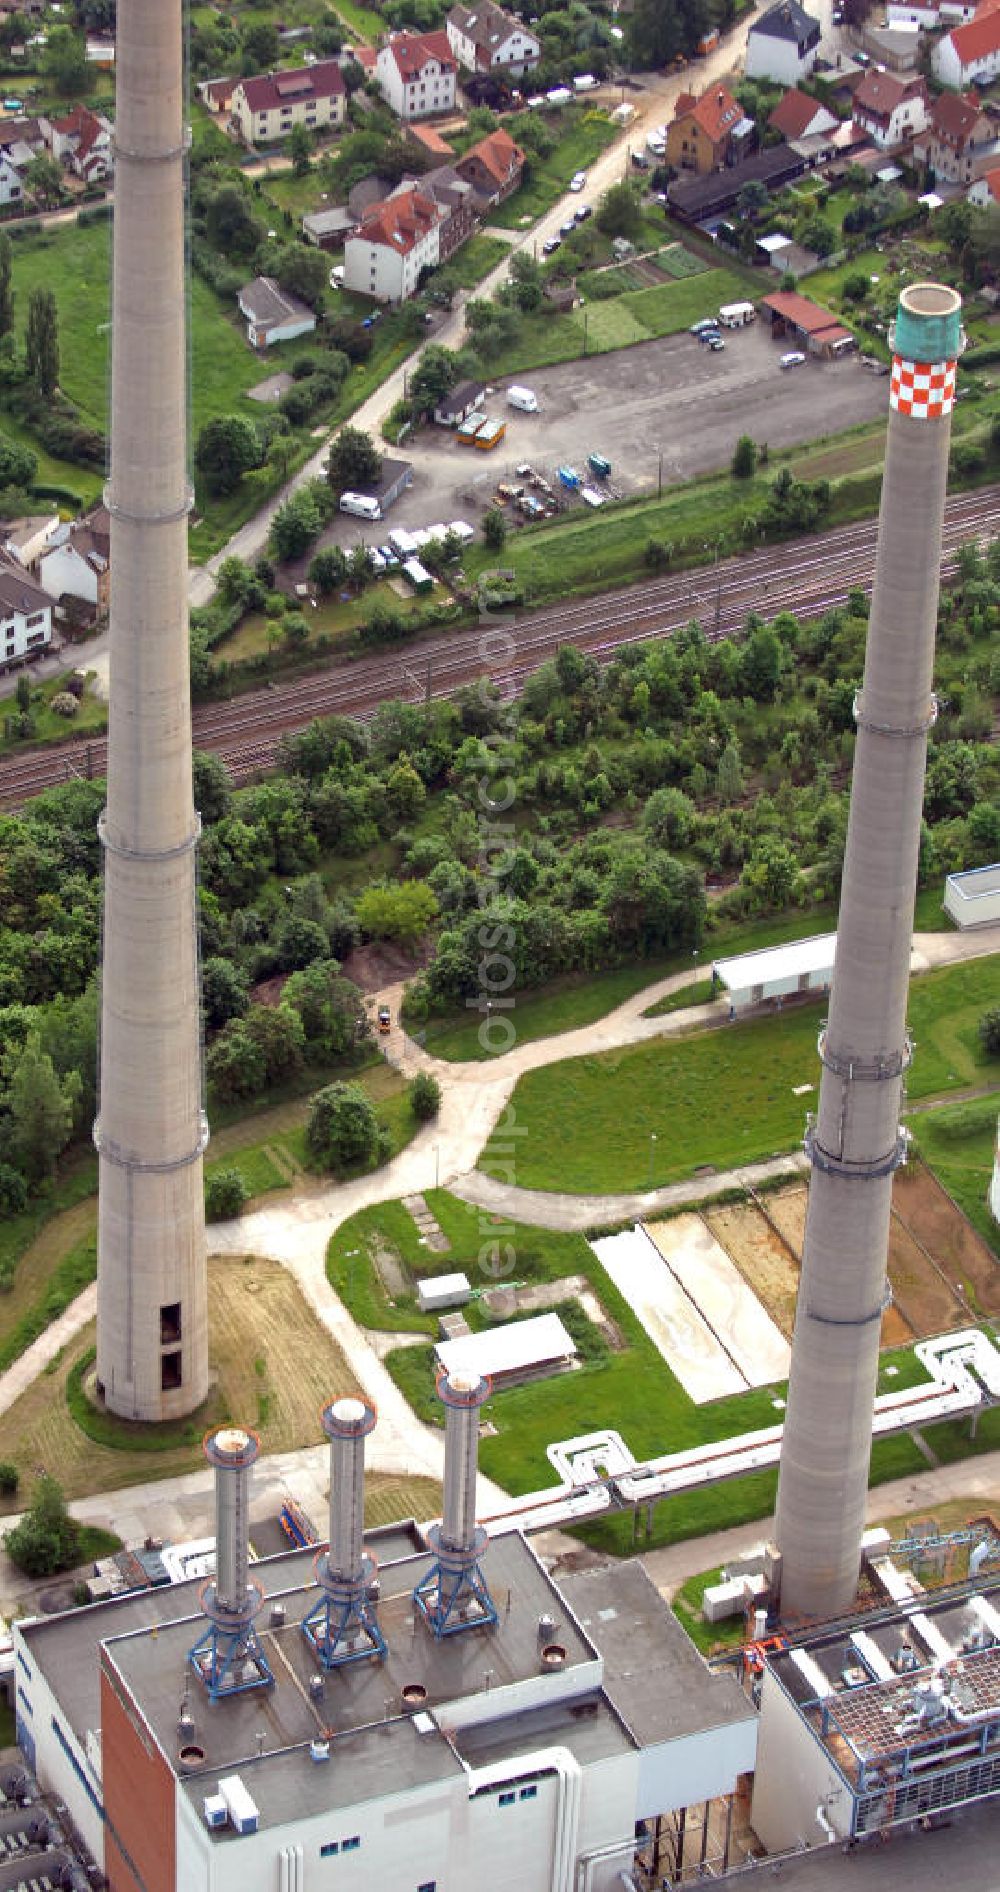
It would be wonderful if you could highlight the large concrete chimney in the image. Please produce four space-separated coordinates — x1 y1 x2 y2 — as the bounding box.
302 1397 387 1668
775 284 964 1620
414 1369 498 1637
94 0 209 1420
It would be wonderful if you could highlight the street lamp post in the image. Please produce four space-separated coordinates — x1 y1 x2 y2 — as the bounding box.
648 1131 657 1189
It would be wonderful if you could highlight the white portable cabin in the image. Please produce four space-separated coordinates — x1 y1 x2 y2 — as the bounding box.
943 863 1000 929
417 1272 472 1312
718 301 755 327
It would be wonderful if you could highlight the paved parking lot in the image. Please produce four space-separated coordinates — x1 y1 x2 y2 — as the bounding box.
322 323 890 554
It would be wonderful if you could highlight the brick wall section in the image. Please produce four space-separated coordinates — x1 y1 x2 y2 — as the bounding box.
101 1655 176 1892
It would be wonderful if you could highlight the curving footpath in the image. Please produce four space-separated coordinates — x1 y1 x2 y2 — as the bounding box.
0 924 996 1506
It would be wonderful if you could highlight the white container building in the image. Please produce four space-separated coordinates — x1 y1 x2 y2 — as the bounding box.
943 862 1000 928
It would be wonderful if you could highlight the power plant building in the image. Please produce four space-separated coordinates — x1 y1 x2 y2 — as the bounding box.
15 1529 758 1892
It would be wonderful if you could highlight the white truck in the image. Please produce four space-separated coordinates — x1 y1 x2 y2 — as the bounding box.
507 385 538 413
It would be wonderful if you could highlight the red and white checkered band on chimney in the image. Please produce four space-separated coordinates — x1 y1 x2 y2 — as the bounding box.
889 356 957 420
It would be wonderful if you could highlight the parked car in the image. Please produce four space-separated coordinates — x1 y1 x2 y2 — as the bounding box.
698 326 722 344
780 350 806 369
575 204 592 222
542 235 561 255
377 1004 391 1035
560 218 577 237
569 170 587 191
707 335 725 350
690 318 719 335
377 545 399 567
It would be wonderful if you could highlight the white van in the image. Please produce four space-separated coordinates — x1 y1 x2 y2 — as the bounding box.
718 301 755 328
507 385 538 413
339 491 381 519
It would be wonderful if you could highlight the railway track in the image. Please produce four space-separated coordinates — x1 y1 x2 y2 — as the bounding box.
3 488 999 808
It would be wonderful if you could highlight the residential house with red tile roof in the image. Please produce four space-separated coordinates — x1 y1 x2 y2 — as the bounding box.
230 59 346 144
447 2 540 77
45 104 112 182
344 186 443 301
967 160 1000 200
913 88 1000 179
768 87 838 142
934 0 1000 85
455 125 525 202
851 67 929 147
665 84 752 173
376 30 457 120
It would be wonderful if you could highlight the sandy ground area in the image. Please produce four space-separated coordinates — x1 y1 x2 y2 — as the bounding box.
590 1224 746 1403
645 1214 790 1389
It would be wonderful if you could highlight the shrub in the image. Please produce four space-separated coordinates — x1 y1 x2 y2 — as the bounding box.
0 1462 18 1497
50 691 79 718
731 435 757 479
5 1475 80 1577
408 1071 441 1121
307 1081 382 1174
205 1168 250 1221
979 1008 1000 1058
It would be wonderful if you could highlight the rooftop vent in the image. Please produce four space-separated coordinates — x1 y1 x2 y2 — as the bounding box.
310 1740 331 1763
540 1642 567 1672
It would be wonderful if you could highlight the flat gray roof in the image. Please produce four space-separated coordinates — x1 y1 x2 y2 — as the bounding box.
18 1524 423 1746
947 863 1000 897
560 1561 755 1745
98 1534 607 1828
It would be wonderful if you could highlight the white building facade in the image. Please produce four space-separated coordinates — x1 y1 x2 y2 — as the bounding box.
933 11 1000 87
0 557 53 666
343 188 442 302
447 2 541 76
377 30 457 120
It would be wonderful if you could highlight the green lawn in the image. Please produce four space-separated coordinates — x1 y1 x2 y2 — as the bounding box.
6 222 269 438
329 0 385 41
440 232 511 291
911 1093 1000 1258
0 669 108 756
416 897 950 1063
480 956 1000 1194
480 266 753 378
489 113 619 229
363 1188 952 1505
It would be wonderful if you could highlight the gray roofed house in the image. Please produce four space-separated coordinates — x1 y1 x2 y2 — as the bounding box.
238 275 317 348
746 0 822 83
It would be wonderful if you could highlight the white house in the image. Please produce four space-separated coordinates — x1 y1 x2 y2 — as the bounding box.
968 163 1000 203
943 862 1000 927
851 67 930 147
38 504 111 610
447 1 540 76
768 87 839 143
745 0 821 84
238 276 317 347
343 186 442 303
0 150 22 205
230 59 346 144
0 554 52 667
934 3 1000 86
376 30 457 120
44 103 112 182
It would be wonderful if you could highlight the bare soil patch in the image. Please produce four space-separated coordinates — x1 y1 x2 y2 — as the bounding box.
705 1203 800 1339
722 1174 983 1346
0 1256 362 1509
893 1164 1000 1320
340 939 434 992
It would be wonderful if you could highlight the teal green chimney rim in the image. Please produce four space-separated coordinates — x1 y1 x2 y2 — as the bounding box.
893 282 963 364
